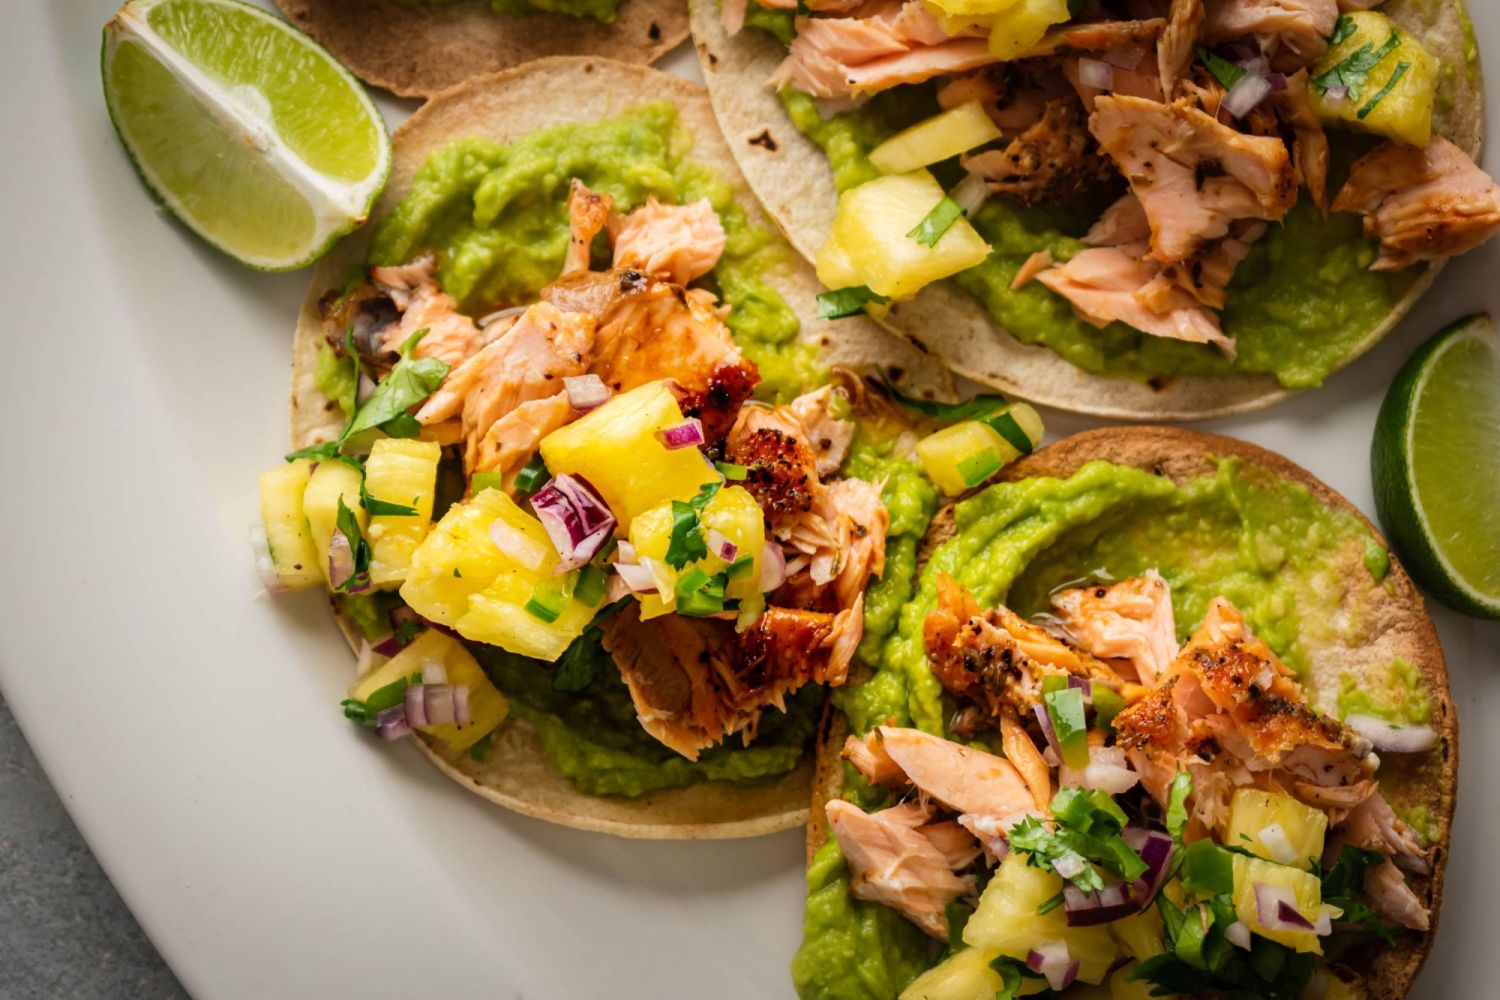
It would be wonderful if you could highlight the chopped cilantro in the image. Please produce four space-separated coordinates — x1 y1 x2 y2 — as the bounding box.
1358 60 1411 118
906 197 964 248
815 286 890 320
341 674 413 726
513 455 549 497
1329 15 1357 47
1195 45 1247 89
664 482 722 568
285 440 340 463
467 731 493 762
1009 787 1146 893
360 480 419 517
882 384 1035 453
1312 29 1401 99
333 498 372 593
1166 771 1193 842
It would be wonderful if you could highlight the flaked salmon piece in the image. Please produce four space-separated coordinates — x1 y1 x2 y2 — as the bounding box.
1033 244 1237 355
1051 571 1179 687
1362 859 1430 932
1204 0 1339 71
601 601 855 759
874 726 1039 822
1336 0 1383 8
415 301 595 473
937 66 1005 118
1020 17 1166 58
1336 792 1429 875
563 180 613 277
921 819 983 870
769 3 993 99
1159 0 1205 93
826 799 974 940
1000 710 1053 813
1275 70 1330 211
727 403 822 529
1089 95 1297 263
610 197 727 286
1010 250 1056 290
965 96 1113 206
1084 193 1153 246
469 394 575 483
1064 56 1163 113
788 385 856 476
924 574 1126 721
1149 221 1265 310
1332 137 1500 270
365 254 490 370
844 731 906 787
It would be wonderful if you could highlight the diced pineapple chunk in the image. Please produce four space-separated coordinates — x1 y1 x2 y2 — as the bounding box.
456 569 599 662
1226 788 1328 870
348 629 507 751
302 459 366 585
1110 910 1165 962
540 381 720 530
965 852 1120 985
257 459 323 590
401 489 554 626
814 230 864 293
825 170 991 300
899 945 1048 1000
1309 11 1438 147
1231 854 1326 953
917 420 1020 495
628 485 765 620
870 102 1003 175
986 0 1071 60
365 438 442 590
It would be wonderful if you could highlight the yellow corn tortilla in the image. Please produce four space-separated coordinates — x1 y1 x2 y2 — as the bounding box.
808 427 1454 997
689 0 1485 419
275 0 690 99
289 57 955 838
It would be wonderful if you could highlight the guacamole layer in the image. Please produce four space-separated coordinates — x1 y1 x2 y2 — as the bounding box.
777 85 1418 390
369 102 822 401
792 458 1400 999
396 0 621 25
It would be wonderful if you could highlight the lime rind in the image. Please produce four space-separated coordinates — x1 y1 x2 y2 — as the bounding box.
101 0 391 271
1372 313 1500 619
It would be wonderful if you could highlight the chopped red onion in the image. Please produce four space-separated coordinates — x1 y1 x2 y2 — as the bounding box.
1325 84 1349 103
1067 674 1093 702
1344 714 1437 754
1053 853 1087 880
1267 72 1288 92
616 540 638 564
1223 72 1274 118
328 531 367 592
249 524 285 593
404 683 428 728
389 605 422 631
424 684 456 725
1078 57 1113 90
1254 883 1315 932
705 528 739 563
421 659 448 685
1026 940 1079 991
489 520 549 572
375 705 411 741
1063 757 1139 795
417 615 460 639
354 639 381 677
951 171 989 217
1033 702 1062 759
1313 905 1334 937
1123 826 1173 905
613 561 658 594
1257 823 1299 865
1063 883 1137 927
1225 920 1252 950
656 418 706 450
606 572 633 603
759 541 787 593
563 374 611 412
1102 46 1143 69
531 474 617 573
1233 54 1271 77
371 634 405 658
453 684 472 727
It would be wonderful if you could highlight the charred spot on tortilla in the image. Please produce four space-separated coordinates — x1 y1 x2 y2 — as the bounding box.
748 129 779 152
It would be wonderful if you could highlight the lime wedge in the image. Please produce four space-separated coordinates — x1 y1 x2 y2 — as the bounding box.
102 0 390 271
1372 313 1500 619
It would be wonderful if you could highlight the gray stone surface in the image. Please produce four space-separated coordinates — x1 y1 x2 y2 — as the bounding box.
0 696 188 1000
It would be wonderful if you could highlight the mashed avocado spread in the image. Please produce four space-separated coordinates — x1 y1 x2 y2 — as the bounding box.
792 458 1403 999
397 0 620 25
777 86 1415 390
369 102 822 402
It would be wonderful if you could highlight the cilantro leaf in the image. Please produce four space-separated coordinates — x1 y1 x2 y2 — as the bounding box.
333 497 372 592
882 384 1036 453
1320 845 1384 898
286 440 340 462
345 351 450 440
467 731 493 762
1329 15 1357 47
360 480 419 517
1312 29 1402 99
990 956 1026 1000
553 624 605 693
907 197 965 248
664 482 723 569
816 286 890 320
1194 45 1247 89
1358 60 1410 118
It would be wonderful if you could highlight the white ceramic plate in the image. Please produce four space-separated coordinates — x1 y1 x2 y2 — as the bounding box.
1 3 1496 996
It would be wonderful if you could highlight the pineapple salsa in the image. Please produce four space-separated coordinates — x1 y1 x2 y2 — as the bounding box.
792 459 1424 1000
